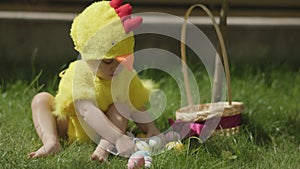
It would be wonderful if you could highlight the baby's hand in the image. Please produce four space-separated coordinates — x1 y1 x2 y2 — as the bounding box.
115 134 136 158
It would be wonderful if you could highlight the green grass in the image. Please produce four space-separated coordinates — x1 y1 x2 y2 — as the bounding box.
1 65 300 169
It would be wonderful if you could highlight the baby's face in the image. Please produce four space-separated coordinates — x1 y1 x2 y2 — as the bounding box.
87 59 123 80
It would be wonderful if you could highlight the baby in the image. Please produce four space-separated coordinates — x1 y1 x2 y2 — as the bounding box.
28 0 161 162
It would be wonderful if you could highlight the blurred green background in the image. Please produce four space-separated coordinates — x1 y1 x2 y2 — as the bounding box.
0 0 299 81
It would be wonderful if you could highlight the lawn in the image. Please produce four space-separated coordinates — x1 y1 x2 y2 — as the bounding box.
0 65 299 169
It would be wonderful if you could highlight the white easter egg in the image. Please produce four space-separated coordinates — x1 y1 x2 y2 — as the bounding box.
136 141 151 152
148 136 163 150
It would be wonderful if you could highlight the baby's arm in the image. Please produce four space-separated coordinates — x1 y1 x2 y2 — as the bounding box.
136 121 161 137
74 100 135 157
131 107 161 137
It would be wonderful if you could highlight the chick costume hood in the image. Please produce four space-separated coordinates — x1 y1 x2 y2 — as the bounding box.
70 0 142 62
53 0 152 142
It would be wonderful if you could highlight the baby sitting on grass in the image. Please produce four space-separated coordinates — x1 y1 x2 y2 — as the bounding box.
28 0 162 162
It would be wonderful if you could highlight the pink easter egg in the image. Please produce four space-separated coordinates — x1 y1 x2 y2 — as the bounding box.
127 155 145 169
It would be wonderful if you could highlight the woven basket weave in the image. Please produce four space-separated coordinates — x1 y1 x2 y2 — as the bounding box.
175 4 244 136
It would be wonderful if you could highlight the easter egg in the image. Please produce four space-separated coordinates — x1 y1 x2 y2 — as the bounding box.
143 154 152 168
127 154 145 169
127 151 152 169
165 141 184 151
133 150 151 157
136 133 147 138
136 140 151 152
148 136 163 150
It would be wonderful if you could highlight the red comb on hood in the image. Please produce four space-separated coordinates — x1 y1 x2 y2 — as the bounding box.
109 0 123 8
110 0 143 33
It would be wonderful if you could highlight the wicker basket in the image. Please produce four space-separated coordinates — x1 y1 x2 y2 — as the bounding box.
175 4 244 137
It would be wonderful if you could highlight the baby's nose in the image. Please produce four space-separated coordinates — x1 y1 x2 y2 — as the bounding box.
115 54 134 71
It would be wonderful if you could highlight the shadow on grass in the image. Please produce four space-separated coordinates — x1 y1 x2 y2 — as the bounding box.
180 113 273 161
241 114 272 146
283 111 300 144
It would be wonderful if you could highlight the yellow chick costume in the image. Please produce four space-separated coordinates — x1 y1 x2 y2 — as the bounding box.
52 1 151 142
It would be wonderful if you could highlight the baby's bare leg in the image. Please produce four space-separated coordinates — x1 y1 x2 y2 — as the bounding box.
91 104 129 162
28 92 67 158
136 122 161 137
106 104 128 133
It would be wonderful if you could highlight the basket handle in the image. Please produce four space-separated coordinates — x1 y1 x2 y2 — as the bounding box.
181 4 232 107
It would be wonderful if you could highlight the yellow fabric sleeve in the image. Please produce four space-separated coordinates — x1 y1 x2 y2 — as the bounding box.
129 75 153 110
72 61 96 101
53 60 95 119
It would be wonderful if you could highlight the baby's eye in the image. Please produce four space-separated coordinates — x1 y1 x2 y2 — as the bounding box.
102 59 114 64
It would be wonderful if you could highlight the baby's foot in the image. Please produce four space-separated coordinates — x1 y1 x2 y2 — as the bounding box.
27 141 62 158
90 145 109 163
91 139 112 163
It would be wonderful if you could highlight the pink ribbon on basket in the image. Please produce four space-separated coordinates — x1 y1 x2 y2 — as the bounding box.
169 119 205 138
169 114 242 138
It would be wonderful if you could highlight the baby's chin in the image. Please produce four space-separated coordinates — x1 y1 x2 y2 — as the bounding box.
96 74 112 80
97 73 119 80
113 68 123 77
113 71 121 77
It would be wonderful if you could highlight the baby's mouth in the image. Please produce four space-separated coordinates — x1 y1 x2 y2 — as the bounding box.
112 70 120 77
